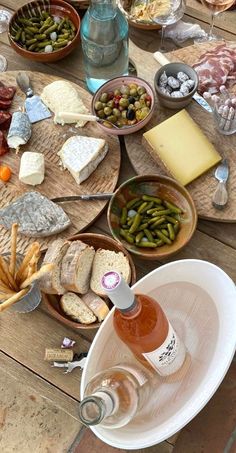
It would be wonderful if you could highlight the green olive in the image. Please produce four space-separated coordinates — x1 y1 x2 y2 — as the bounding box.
116 120 124 128
100 92 109 103
102 102 107 108
114 89 121 96
95 101 103 111
130 88 138 96
119 98 129 108
137 86 146 95
120 85 130 95
122 94 128 99
113 108 121 117
107 115 117 123
134 101 141 109
107 99 114 108
104 106 112 116
140 93 147 101
128 104 135 110
97 109 106 119
129 83 138 90
121 110 127 119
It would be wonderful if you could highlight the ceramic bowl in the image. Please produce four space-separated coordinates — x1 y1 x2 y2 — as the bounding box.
107 175 197 260
117 0 161 30
81 259 236 448
8 0 80 63
43 233 136 330
154 63 198 110
91 76 155 136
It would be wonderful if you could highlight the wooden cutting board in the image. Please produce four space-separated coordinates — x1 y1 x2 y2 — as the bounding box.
0 71 120 254
125 41 236 222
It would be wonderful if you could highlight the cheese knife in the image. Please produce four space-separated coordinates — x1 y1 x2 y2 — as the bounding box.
212 158 229 209
153 51 212 113
16 72 52 123
52 193 113 202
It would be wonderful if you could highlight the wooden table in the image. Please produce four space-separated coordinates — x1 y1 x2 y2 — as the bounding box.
0 1 236 452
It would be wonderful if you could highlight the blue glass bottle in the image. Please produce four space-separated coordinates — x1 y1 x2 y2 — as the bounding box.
80 0 129 93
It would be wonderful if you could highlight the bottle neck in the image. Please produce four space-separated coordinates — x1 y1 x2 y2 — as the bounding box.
78 391 115 426
90 0 116 19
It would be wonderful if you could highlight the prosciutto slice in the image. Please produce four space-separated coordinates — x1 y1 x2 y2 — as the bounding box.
192 44 236 94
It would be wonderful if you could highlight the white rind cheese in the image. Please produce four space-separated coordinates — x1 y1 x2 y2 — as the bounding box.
41 80 89 127
57 136 108 184
19 151 45 186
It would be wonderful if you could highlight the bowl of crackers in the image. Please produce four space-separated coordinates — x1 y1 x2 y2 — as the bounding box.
42 233 136 330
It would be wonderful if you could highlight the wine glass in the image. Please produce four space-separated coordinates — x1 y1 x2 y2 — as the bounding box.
196 0 235 42
0 9 12 72
147 0 186 52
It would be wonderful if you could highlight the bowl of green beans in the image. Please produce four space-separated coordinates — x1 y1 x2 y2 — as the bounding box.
8 0 80 62
107 175 197 260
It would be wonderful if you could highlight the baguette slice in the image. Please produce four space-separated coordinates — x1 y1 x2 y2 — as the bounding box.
60 240 95 293
60 292 97 324
81 290 109 322
90 249 131 297
40 239 70 294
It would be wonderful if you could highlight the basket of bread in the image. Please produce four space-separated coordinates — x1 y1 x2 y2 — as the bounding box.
42 233 136 329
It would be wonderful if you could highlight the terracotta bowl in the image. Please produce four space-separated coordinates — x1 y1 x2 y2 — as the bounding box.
154 63 199 110
43 233 136 330
91 76 155 136
107 175 198 260
8 0 80 63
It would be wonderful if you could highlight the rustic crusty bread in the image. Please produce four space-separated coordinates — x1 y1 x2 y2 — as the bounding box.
90 249 131 297
81 290 109 322
40 239 70 294
60 292 97 324
60 240 95 293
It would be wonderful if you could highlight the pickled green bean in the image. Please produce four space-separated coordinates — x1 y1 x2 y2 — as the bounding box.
167 223 175 240
142 195 162 204
137 241 157 248
129 214 142 234
156 231 172 245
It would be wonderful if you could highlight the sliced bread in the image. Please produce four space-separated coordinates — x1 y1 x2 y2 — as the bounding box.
81 290 109 322
60 292 97 324
60 240 95 293
40 239 70 294
90 249 131 297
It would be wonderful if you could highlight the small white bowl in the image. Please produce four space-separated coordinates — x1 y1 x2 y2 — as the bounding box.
81 259 236 449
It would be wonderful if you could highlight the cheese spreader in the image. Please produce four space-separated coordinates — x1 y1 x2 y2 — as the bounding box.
212 158 229 209
16 72 52 123
153 51 212 113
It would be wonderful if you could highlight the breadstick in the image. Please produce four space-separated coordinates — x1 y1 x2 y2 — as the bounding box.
0 281 15 293
0 292 16 301
0 256 18 291
9 223 18 278
15 242 40 284
20 263 55 289
0 288 28 313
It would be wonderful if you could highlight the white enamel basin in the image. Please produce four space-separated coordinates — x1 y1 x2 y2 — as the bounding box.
81 259 236 449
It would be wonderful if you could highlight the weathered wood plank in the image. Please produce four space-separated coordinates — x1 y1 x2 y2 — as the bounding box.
0 303 91 400
0 351 82 452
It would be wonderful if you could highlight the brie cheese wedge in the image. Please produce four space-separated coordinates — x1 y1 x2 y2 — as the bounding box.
19 151 45 186
57 136 108 184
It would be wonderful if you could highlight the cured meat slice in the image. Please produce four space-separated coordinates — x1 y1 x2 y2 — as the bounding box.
0 85 16 101
0 131 9 155
193 44 236 94
0 192 72 237
0 99 12 110
0 111 11 130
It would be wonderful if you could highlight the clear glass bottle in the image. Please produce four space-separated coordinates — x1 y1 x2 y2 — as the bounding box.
80 0 129 93
79 363 152 429
101 271 187 377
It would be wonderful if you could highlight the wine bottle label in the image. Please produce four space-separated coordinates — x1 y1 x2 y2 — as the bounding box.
112 364 148 387
142 322 186 376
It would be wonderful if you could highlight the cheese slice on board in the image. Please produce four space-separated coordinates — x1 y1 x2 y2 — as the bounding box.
19 151 45 186
58 135 108 184
142 110 221 186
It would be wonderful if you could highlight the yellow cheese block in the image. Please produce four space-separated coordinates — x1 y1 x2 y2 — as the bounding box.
142 110 222 186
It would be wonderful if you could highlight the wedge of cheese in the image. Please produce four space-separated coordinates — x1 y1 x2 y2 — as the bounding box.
19 151 45 186
41 80 89 127
58 136 108 184
142 110 221 186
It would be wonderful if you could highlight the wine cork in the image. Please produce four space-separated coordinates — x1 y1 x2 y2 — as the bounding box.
44 348 74 362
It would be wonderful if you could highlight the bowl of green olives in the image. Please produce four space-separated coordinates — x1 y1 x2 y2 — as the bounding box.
107 175 197 260
91 76 155 135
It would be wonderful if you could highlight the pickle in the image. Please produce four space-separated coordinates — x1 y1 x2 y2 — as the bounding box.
37 40 52 48
14 28 22 42
151 209 171 216
165 215 179 225
135 231 144 244
120 207 127 225
156 231 172 245
137 223 149 231
26 38 37 45
44 24 58 35
144 229 154 242
58 18 65 31
161 229 169 237
126 198 140 209
150 217 166 230
167 223 175 240
163 200 182 214
28 42 38 51
120 229 134 244
35 33 47 40
129 213 142 234
142 195 162 204
137 202 148 214
137 241 157 248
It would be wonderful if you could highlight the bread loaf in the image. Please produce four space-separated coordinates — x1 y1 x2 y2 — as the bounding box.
60 292 97 324
90 249 131 297
81 290 109 322
40 239 70 294
60 240 95 293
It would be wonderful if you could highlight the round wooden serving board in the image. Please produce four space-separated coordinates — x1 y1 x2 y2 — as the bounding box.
125 41 236 222
0 71 121 254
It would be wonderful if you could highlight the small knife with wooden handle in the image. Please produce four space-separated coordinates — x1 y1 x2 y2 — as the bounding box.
212 159 229 209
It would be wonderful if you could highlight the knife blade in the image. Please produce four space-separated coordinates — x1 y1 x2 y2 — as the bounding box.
153 51 212 113
212 158 229 209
